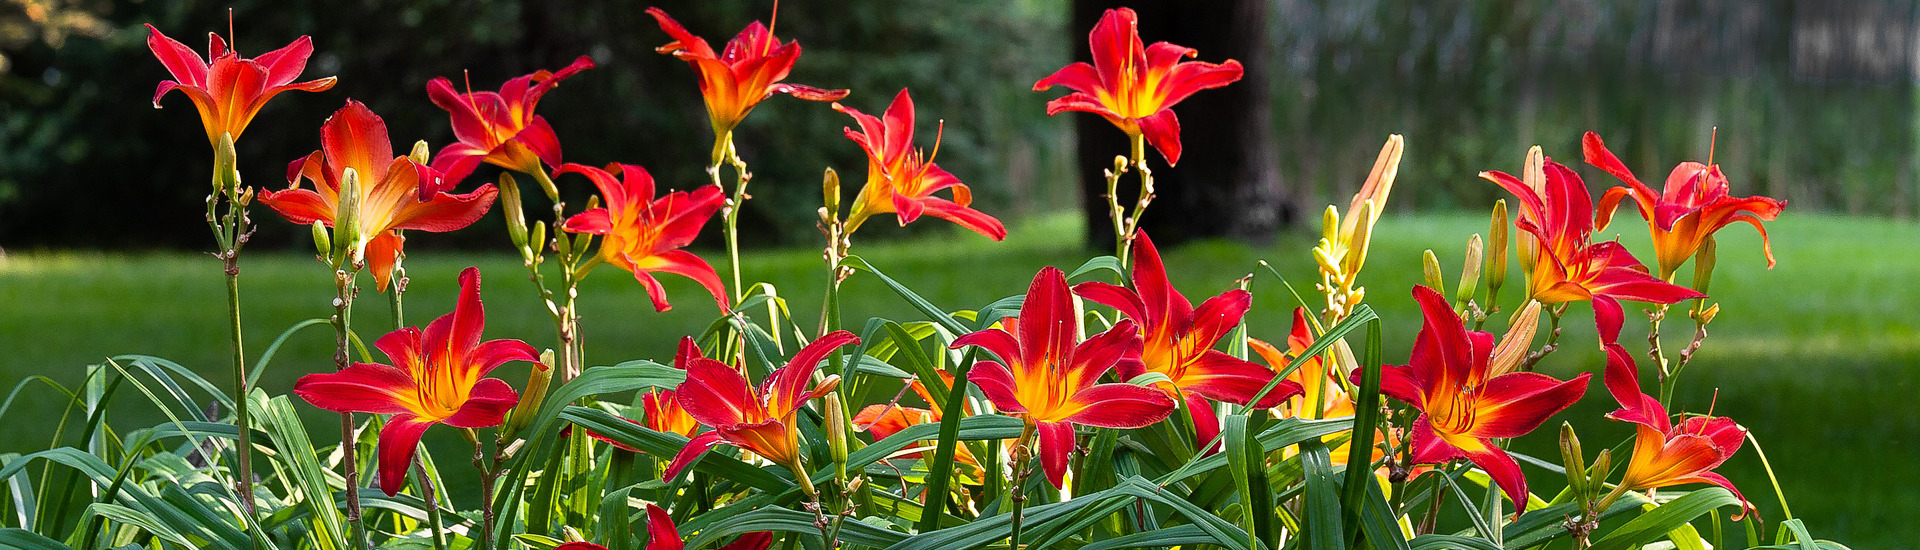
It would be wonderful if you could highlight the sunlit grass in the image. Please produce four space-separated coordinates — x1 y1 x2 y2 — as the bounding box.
2 211 1914 545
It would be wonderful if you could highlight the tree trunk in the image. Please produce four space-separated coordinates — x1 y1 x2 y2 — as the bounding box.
1072 0 1290 252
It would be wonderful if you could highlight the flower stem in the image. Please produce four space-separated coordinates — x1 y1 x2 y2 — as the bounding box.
1007 422 1037 550
1119 132 1155 268
474 438 499 550
714 134 753 368
1517 303 1566 371
413 455 448 550
206 144 257 516
332 268 370 550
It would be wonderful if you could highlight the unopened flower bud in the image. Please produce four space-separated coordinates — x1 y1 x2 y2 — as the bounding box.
1488 200 1510 301
501 349 555 441
1693 236 1717 294
332 168 362 267
497 173 530 250
825 395 850 467
1421 249 1444 294
1343 202 1375 277
1559 422 1587 494
1321 205 1340 245
821 167 841 218
310 221 331 258
1457 234 1483 305
213 132 240 194
1698 303 1720 325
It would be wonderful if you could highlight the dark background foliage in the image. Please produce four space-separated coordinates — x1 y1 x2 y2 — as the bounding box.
2 0 1915 247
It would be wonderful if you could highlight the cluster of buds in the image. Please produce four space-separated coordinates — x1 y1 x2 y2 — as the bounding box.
1313 135 1403 320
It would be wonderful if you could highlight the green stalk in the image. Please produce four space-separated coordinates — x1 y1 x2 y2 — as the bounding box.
1118 133 1155 269
413 456 448 550
208 134 258 517
1007 422 1037 550
333 268 370 550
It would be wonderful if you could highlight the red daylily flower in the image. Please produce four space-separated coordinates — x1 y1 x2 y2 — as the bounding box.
1482 149 1703 342
555 504 772 550
426 56 595 184
834 88 1006 241
953 266 1177 488
647 6 849 148
146 23 336 146
293 267 541 495
1073 233 1294 452
1584 132 1785 280
259 101 497 291
1601 343 1752 518
1369 286 1590 512
852 373 983 480
665 330 860 481
559 163 728 313
1032 7 1242 166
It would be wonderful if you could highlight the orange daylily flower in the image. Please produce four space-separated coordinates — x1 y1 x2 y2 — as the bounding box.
555 504 772 550
1253 309 1424 478
426 56 595 184
647 5 849 153
664 331 860 482
1371 286 1590 511
852 373 983 480
558 163 728 313
953 266 1177 488
1601 343 1752 518
146 23 336 146
293 267 541 495
1482 148 1702 343
1033 7 1243 165
834 88 1007 241
1584 132 1785 280
259 101 497 290
1074 233 1295 452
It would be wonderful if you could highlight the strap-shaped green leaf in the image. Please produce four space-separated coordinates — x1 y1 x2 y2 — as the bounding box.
1590 488 1743 550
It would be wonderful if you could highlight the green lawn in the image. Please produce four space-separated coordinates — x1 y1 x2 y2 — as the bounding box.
2 211 1914 546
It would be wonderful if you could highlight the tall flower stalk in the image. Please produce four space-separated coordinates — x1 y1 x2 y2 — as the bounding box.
1034 7 1242 267
145 21 336 515
428 57 594 380
649 5 848 364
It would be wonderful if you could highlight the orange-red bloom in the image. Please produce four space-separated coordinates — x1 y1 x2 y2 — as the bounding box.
559 163 728 313
834 89 1007 241
852 373 983 480
665 331 859 481
1584 132 1785 280
1033 7 1242 166
259 101 497 290
954 266 1176 488
1253 309 1348 421
555 504 772 550
146 23 336 146
1073 233 1294 452
1601 343 1752 518
647 6 849 146
1372 286 1590 512
427 57 594 184
1482 149 1702 342
293 267 541 495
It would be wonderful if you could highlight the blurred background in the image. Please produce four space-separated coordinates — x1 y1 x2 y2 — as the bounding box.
2 0 1915 546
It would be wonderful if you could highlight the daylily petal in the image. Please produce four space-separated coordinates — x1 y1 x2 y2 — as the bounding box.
440 377 519 428
964 360 1025 414
1036 421 1075 489
645 504 684 550
662 431 729 482
1137 109 1183 166
1184 392 1223 454
1059 383 1176 428
763 330 859 414
1467 371 1590 439
292 363 418 415
376 414 435 496
1180 350 1298 408
676 357 758 428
